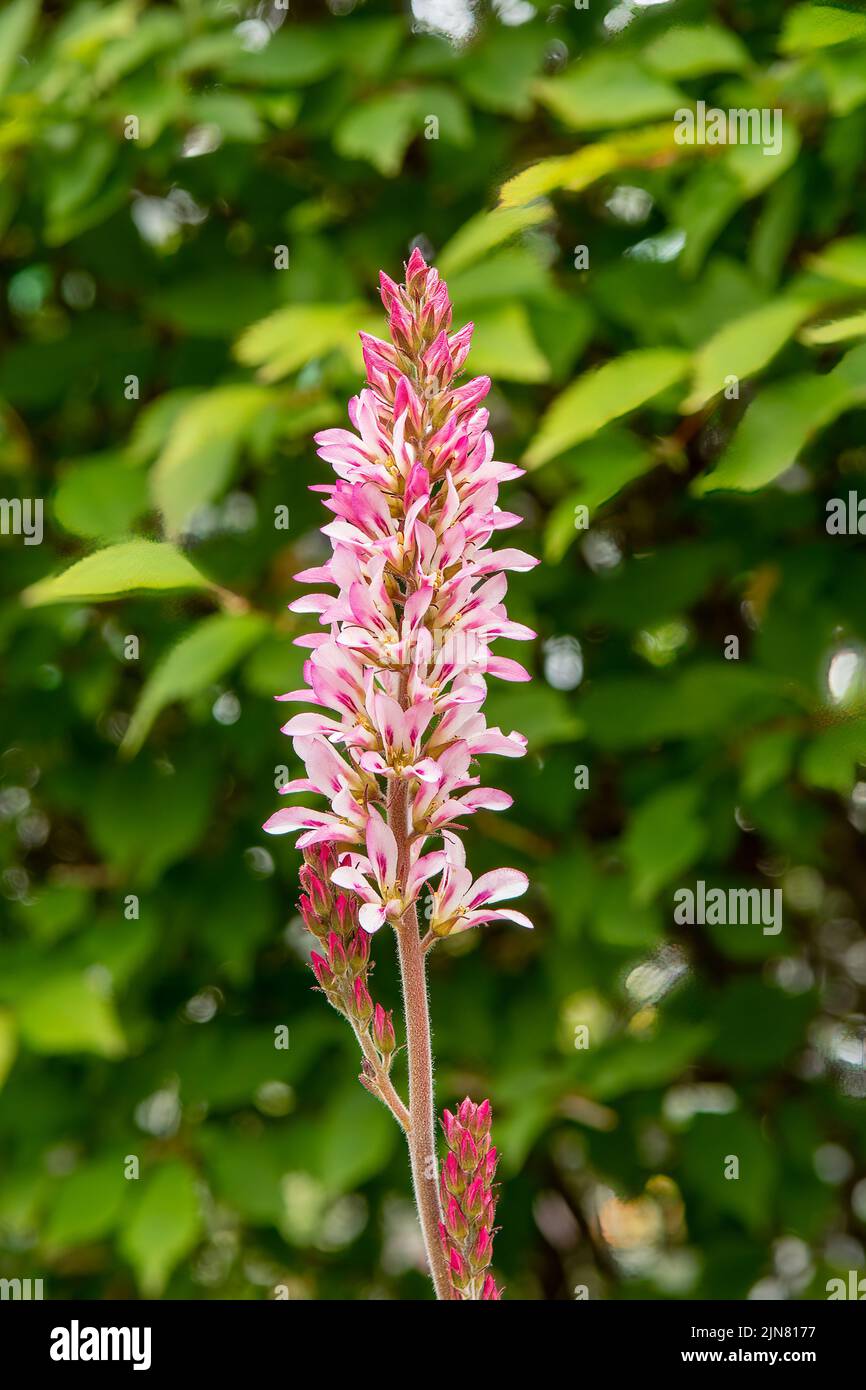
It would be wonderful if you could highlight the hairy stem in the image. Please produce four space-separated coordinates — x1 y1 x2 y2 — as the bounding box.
388 777 451 1301
351 1021 410 1132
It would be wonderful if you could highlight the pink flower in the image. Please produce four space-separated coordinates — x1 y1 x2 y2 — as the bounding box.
426 835 533 939
264 246 536 945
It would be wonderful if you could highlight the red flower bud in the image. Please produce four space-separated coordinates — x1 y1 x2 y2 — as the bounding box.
444 1196 468 1243
458 1129 478 1172
334 892 358 938
448 1248 469 1291
483 1146 498 1184
442 1108 459 1149
470 1226 493 1271
471 1098 492 1141
372 1003 396 1054
457 1096 475 1128
299 867 329 919
310 952 333 989
442 1150 466 1197
350 976 373 1024
462 1175 486 1221
481 1275 501 1301
347 930 370 975
299 893 322 937
327 931 348 975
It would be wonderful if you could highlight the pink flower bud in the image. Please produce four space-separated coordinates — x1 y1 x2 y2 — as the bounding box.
481 1275 501 1301
457 1096 475 1127
457 1129 478 1173
299 866 329 918
448 1247 469 1291
299 893 322 937
310 952 333 989
470 1226 493 1271
347 930 370 975
483 1147 498 1184
442 1108 459 1149
350 976 373 1025
334 893 358 938
327 932 348 975
372 1003 396 1054
471 1098 492 1141
462 1175 486 1221
444 1196 468 1243
442 1150 466 1198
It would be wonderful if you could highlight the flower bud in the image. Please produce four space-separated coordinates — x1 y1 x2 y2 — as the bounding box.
441 1150 466 1198
327 931 348 976
299 893 323 938
347 930 370 975
334 892 358 938
372 1003 396 1055
457 1129 478 1173
350 976 373 1025
444 1196 468 1243
442 1108 459 1149
481 1275 501 1301
299 866 329 919
469 1226 493 1271
448 1248 469 1292
310 952 334 989
483 1146 498 1184
462 1176 486 1221
471 1098 492 1141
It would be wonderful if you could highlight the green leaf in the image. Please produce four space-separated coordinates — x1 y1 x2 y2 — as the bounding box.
86 757 216 886
235 302 369 382
499 123 692 209
44 1157 129 1249
643 24 751 77
53 458 149 540
17 974 125 1058
800 718 866 795
525 349 689 468
438 202 552 277
333 87 472 176
696 342 866 492
535 56 684 131
317 1085 397 1193
681 1112 774 1232
683 297 813 413
119 1162 202 1296
807 235 866 286
544 431 655 562
800 310 866 344
221 27 336 85
780 4 866 53
122 613 269 756
334 91 419 175
623 782 708 904
0 0 39 95
21 540 211 606
468 303 549 383
151 384 273 534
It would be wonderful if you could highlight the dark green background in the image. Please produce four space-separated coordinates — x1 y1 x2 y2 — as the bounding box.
1 0 865 1300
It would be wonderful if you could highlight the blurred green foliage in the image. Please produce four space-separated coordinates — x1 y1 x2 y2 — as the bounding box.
1 0 866 1301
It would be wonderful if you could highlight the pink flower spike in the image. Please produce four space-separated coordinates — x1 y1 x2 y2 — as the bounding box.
265 254 538 1302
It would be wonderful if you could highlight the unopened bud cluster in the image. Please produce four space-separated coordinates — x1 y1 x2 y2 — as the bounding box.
438 1097 501 1300
300 844 396 1064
